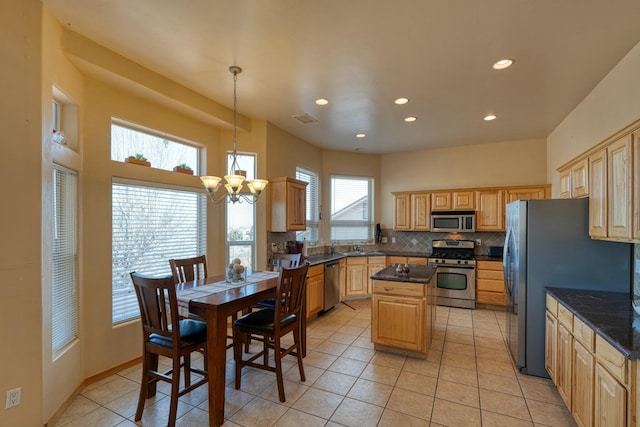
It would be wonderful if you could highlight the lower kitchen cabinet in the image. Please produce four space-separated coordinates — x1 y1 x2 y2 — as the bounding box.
476 260 506 306
387 256 428 267
366 256 386 293
546 293 635 427
345 257 367 297
371 279 429 356
339 258 346 299
306 264 324 319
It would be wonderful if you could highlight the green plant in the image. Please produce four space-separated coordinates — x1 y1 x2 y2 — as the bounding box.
177 163 192 170
133 153 147 161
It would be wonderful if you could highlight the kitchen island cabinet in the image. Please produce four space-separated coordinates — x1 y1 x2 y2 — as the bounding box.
370 265 435 358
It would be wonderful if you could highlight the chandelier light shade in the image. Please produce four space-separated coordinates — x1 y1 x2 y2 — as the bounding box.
200 66 268 204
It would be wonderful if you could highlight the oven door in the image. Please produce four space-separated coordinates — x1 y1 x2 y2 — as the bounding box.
435 265 476 308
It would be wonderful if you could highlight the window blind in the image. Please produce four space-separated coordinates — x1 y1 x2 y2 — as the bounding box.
330 175 374 242
52 165 78 356
296 166 319 242
112 180 207 323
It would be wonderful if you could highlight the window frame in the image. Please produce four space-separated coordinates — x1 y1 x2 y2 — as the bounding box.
296 166 320 243
329 174 374 244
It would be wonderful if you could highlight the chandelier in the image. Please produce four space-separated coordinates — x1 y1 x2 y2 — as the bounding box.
200 66 269 204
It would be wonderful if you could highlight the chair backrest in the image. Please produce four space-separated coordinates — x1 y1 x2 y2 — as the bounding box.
169 255 208 284
272 253 301 271
130 272 181 345
274 263 309 324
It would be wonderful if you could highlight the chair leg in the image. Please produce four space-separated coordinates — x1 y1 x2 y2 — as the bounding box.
135 351 151 421
148 353 159 397
168 355 181 427
274 335 286 402
233 325 243 390
184 354 191 387
294 327 306 382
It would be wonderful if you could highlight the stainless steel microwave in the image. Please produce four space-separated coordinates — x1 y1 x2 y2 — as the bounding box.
431 211 476 232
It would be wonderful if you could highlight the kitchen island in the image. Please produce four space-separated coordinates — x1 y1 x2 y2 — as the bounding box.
370 265 436 358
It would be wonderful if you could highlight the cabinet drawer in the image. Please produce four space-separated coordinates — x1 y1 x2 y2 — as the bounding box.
372 280 425 298
477 269 503 280
308 264 324 277
477 290 507 306
476 278 504 292
476 260 502 270
557 303 573 328
407 257 428 265
546 294 558 317
595 335 628 385
572 317 594 351
368 256 386 265
347 257 367 265
387 256 407 266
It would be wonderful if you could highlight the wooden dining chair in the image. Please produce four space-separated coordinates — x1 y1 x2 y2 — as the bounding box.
233 263 309 402
169 255 208 284
256 252 303 308
130 272 208 427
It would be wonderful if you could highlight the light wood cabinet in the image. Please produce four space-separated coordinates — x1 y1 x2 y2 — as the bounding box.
572 158 589 198
589 149 608 238
453 191 475 210
392 193 411 230
475 190 504 231
545 310 558 381
386 256 428 267
431 191 451 211
371 280 427 354
392 192 430 230
306 264 324 319
476 260 506 306
558 323 573 408
366 256 386 294
559 167 572 199
345 257 367 297
634 131 640 240
339 258 346 299
505 186 549 204
270 177 307 232
572 340 594 427
607 135 633 240
594 363 626 427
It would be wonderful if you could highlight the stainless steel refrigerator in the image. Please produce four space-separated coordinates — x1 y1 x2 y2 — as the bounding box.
503 198 631 378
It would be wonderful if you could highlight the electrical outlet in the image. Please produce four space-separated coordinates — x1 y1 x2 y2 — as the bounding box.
391 237 396 244
5 387 21 409
381 236 388 243
475 239 482 246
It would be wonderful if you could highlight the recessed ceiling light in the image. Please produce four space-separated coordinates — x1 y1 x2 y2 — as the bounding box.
493 59 513 70
356 133 366 138
315 98 329 105
484 114 497 121
404 116 417 122
394 97 409 105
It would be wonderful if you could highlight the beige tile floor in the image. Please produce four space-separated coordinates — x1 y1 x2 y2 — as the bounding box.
51 300 577 426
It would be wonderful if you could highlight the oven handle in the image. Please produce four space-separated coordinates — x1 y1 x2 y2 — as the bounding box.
435 265 476 271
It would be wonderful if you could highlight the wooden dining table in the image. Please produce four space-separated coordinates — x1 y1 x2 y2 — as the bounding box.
175 270 306 427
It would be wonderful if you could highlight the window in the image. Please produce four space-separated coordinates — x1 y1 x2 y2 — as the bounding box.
226 153 257 272
52 165 78 356
110 121 199 174
296 166 319 243
330 175 374 242
112 180 207 323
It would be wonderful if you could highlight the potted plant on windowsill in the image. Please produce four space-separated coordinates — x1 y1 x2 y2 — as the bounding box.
173 163 193 175
125 153 150 167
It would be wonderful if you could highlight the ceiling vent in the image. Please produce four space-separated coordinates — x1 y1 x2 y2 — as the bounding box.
291 113 318 124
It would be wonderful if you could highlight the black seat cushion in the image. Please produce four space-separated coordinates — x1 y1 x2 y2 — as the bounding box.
234 308 296 333
149 319 207 348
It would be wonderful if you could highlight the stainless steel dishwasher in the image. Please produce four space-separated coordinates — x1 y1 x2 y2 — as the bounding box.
323 260 340 311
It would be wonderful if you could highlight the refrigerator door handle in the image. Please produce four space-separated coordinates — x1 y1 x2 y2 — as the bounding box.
503 227 512 297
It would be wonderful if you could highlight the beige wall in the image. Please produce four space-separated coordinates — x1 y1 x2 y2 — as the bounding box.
379 138 548 227
547 41 640 195
0 1 43 426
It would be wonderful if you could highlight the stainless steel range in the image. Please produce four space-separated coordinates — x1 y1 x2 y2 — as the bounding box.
429 240 476 309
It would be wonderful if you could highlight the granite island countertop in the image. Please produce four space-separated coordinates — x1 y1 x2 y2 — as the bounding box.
545 287 640 360
370 264 436 284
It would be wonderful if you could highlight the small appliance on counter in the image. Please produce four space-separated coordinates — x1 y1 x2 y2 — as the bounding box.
487 246 503 257
286 240 304 254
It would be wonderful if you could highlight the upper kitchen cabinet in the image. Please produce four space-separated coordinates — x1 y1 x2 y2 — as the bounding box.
270 177 308 232
589 148 608 238
635 131 640 239
392 191 430 231
431 190 475 211
475 189 504 231
558 159 589 199
505 185 550 204
607 134 633 240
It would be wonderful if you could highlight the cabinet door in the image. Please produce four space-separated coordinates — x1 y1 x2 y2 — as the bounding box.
339 259 346 299
346 264 366 296
634 132 640 240
371 294 424 351
572 158 589 198
594 363 626 427
559 167 572 199
476 190 504 231
393 194 411 230
572 340 594 427
387 256 407 267
306 271 324 318
557 324 573 408
287 181 308 231
589 149 607 238
545 311 557 382
412 193 431 230
453 191 475 210
431 191 452 211
607 135 632 240
367 263 386 294
506 187 548 204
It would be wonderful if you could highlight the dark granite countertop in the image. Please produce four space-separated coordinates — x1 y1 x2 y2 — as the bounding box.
474 255 503 262
370 265 436 284
305 251 430 265
545 287 640 360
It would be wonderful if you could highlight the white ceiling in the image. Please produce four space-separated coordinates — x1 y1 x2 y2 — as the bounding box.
43 0 640 154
